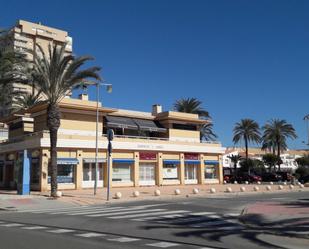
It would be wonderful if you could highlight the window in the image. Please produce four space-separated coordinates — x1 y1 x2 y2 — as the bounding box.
48 164 75 183
163 163 179 180
83 163 103 181
172 123 197 131
112 163 132 182
30 159 40 184
205 165 218 179
185 164 197 180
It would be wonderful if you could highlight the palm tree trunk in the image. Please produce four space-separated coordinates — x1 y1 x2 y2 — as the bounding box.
277 142 281 172
245 137 250 174
47 104 61 197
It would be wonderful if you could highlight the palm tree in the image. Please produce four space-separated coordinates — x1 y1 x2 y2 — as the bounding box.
173 97 210 119
28 44 101 197
173 97 217 141
227 154 242 178
12 91 42 111
233 119 261 162
262 153 279 172
262 119 297 171
200 123 217 141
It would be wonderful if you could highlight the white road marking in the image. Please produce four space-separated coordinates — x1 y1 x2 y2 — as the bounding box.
223 213 239 217
0 223 23 227
21 226 47 230
107 237 140 242
87 208 166 217
146 242 180 248
67 207 127 215
190 212 216 216
76 232 106 238
116 210 189 219
46 229 75 233
134 214 186 221
49 206 125 215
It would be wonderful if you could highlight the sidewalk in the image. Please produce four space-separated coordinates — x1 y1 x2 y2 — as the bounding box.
42 183 309 206
240 200 309 238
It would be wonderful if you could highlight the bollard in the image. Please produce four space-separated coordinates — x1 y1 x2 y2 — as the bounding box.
245 181 249 185
283 182 287 186
223 180 227 184
133 191 140 197
289 184 294 190
192 188 199 194
257 181 261 185
234 181 238 184
174 189 181 195
115 192 122 199
270 182 273 185
278 185 284 190
56 191 62 198
226 187 232 193
300 184 304 189
154 189 161 196
266 185 271 191
240 186 246 192
210 188 216 193
254 186 259 191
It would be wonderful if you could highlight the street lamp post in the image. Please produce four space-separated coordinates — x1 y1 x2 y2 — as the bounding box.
94 82 112 196
304 114 309 149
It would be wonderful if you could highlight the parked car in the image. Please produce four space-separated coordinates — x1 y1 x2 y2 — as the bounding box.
229 173 262 183
298 174 309 184
276 172 292 182
262 172 283 182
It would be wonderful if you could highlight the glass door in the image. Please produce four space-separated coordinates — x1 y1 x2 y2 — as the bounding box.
139 163 156 186
82 163 103 188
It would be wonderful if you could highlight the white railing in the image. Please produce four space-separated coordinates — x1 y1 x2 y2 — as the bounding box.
102 134 169 141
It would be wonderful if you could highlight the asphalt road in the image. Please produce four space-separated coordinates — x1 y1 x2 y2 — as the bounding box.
0 191 308 249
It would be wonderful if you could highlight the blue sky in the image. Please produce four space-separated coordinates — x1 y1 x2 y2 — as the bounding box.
1 0 309 149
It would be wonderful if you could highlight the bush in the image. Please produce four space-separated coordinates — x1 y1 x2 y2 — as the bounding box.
295 166 309 179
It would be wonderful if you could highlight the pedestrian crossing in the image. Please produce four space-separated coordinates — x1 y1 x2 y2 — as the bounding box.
18 204 243 231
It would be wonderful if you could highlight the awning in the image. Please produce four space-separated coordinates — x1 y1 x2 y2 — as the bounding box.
204 160 219 165
57 158 79 165
83 158 106 163
113 159 135 163
134 119 166 133
105 116 138 130
163 160 180 164
185 160 200 164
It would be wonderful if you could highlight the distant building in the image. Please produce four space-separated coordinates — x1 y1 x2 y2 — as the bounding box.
223 147 308 174
0 20 73 117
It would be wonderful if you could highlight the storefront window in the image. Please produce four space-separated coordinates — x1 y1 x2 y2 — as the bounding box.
185 164 197 180
205 165 218 179
83 163 103 181
163 163 179 180
31 158 40 184
48 164 75 183
112 163 132 182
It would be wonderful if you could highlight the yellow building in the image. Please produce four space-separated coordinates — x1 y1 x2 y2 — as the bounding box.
0 95 225 191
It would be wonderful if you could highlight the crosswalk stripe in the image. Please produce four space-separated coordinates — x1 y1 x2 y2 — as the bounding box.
21 226 47 230
66 207 127 215
46 229 75 233
134 214 185 221
116 210 189 219
76 232 106 238
23 205 91 213
67 204 163 216
0 223 23 227
107 237 140 242
146 242 179 248
87 208 166 217
191 219 235 227
190 212 216 215
49 206 125 215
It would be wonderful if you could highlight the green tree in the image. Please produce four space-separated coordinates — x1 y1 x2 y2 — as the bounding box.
227 154 242 178
233 119 261 161
262 119 297 171
262 153 280 172
12 91 42 111
173 97 217 141
23 44 101 197
173 97 210 118
295 155 309 167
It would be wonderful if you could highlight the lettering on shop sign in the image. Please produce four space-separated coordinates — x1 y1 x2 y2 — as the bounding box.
137 144 164 150
184 153 199 160
139 152 157 160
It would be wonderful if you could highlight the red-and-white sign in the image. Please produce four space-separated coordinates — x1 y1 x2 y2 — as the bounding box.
184 153 199 160
139 152 157 160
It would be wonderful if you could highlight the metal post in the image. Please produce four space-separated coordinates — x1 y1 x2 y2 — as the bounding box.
107 142 111 201
305 115 309 148
94 83 99 195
